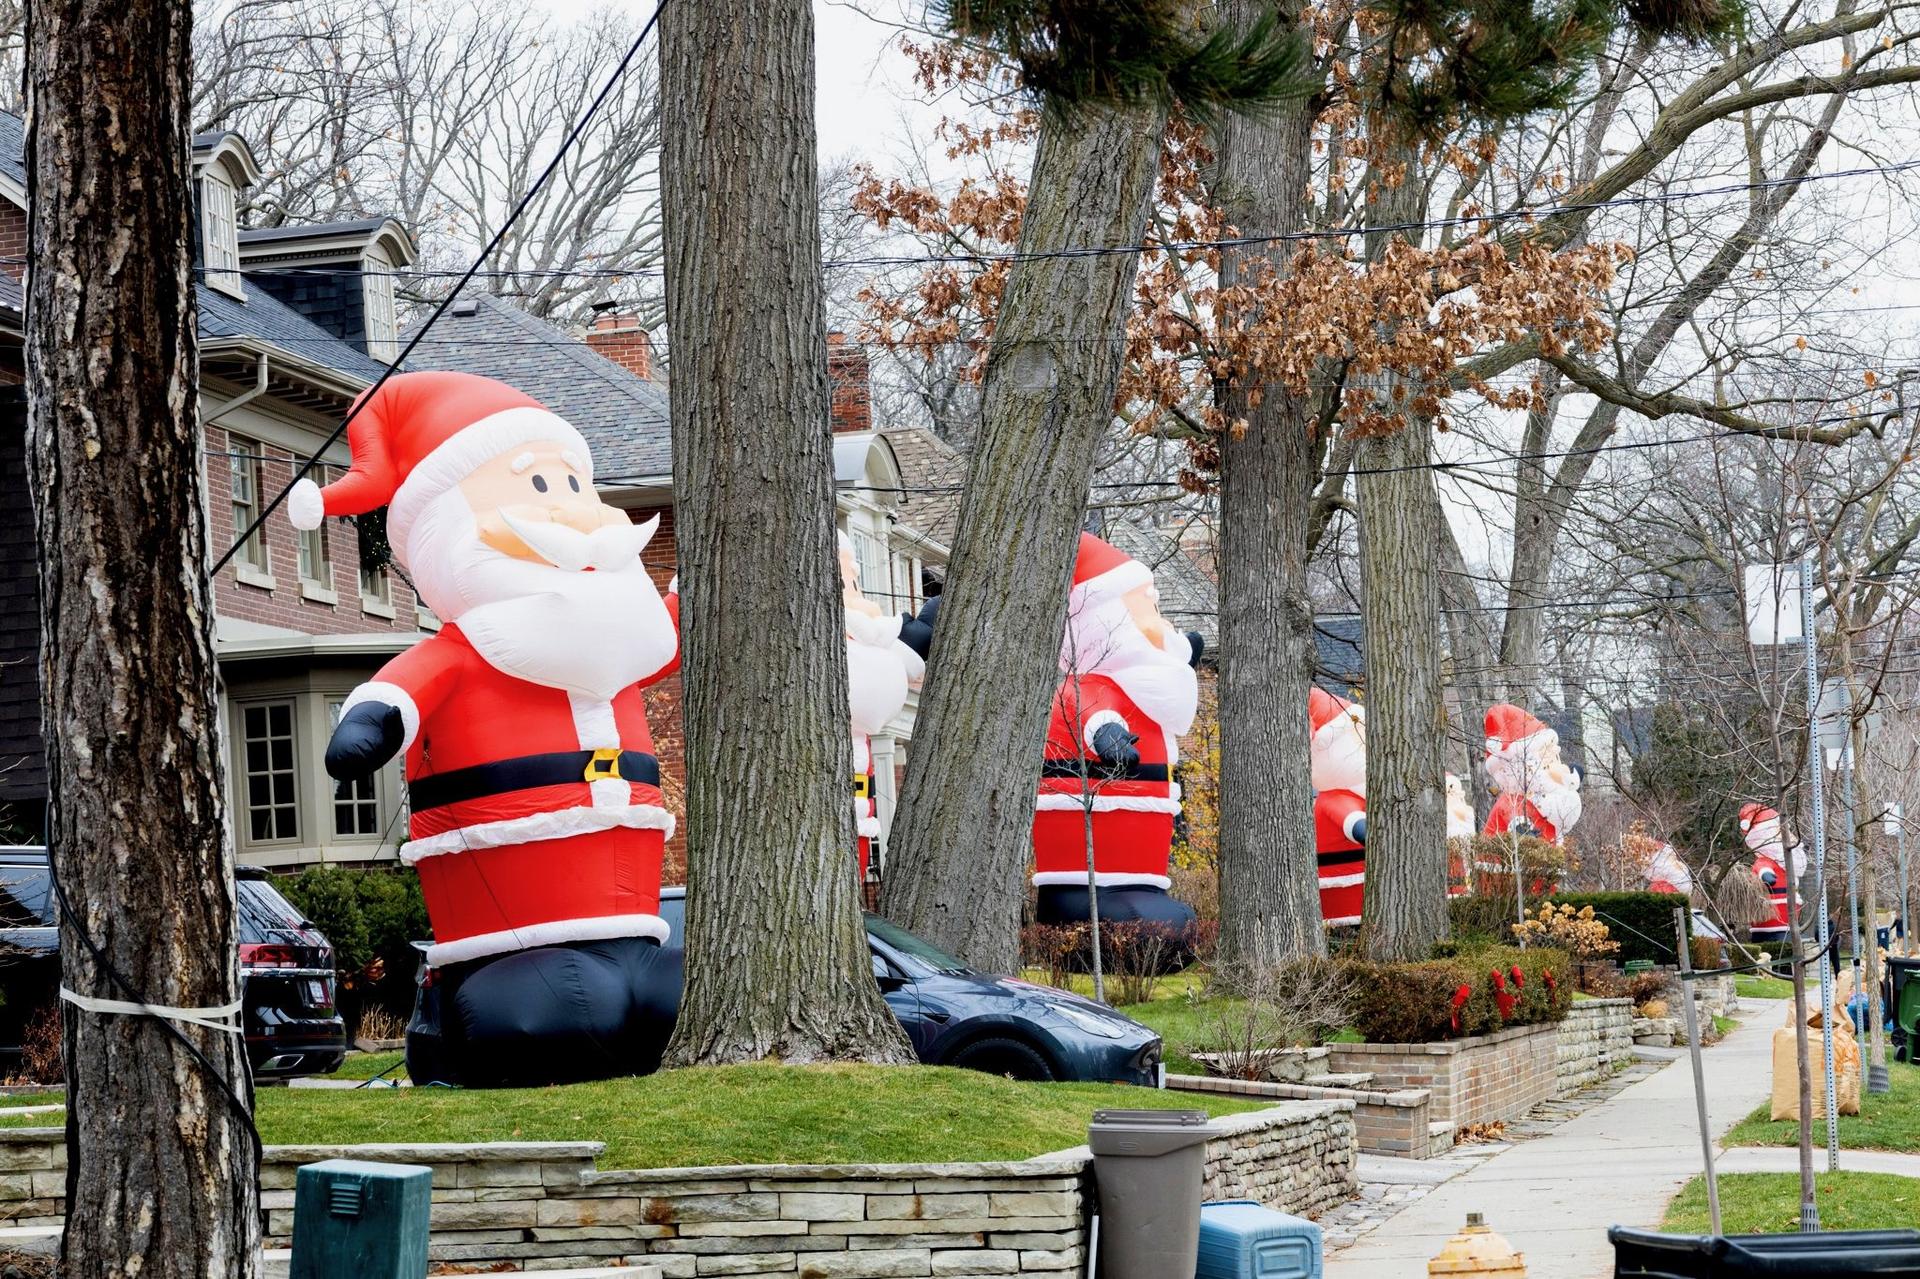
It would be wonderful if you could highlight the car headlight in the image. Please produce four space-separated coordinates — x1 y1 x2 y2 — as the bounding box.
1046 1001 1125 1039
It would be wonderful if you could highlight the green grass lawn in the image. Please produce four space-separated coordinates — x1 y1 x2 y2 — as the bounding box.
1735 974 1795 1000
1664 1173 1920 1233
1722 1060 1920 1152
0 1065 1266 1170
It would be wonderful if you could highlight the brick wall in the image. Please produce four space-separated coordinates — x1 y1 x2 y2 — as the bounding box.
827 334 871 433
0 400 43 812
629 503 687 880
1170 1074 1431 1159
0 205 26 387
1327 1022 1561 1129
1555 998 1634 1098
0 1099 1358 1274
205 425 426 638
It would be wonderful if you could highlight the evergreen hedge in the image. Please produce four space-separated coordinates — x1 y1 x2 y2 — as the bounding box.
277 865 430 1032
1339 944 1572 1043
1450 890 1690 966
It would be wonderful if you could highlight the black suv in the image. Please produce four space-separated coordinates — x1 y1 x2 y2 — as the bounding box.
0 847 347 1078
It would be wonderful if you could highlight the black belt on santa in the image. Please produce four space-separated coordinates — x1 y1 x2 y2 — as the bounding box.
1039 759 1171 783
408 749 661 812
1317 849 1366 868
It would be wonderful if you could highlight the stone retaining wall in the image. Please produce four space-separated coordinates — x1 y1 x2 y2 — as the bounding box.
0 1099 1356 1276
1554 998 1634 1098
1327 1022 1559 1129
1168 1073 1430 1159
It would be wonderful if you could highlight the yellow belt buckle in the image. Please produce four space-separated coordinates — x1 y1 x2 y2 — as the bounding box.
852 772 871 799
585 748 623 782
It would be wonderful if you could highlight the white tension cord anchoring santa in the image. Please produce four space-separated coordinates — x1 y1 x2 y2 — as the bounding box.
292 371 682 1088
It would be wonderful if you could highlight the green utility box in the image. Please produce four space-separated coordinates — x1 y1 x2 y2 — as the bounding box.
290 1158 432 1279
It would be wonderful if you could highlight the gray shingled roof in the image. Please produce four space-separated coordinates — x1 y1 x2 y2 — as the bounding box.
241 219 393 244
883 426 964 550
1314 615 1365 694
402 295 671 481
198 282 392 383
0 113 23 189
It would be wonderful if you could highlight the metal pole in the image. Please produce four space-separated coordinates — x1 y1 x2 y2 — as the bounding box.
1900 818 1911 958
1801 555 1840 1183
1841 741 1865 1093
1676 906 1722 1236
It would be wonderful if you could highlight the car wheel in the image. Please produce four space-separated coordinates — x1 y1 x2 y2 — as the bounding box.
945 1035 1056 1082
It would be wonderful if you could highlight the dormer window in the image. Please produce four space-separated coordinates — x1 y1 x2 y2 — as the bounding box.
201 171 242 297
363 244 398 363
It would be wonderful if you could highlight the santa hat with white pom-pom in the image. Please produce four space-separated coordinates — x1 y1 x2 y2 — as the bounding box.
286 370 592 567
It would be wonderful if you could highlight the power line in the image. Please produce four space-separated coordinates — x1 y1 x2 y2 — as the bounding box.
212 0 670 575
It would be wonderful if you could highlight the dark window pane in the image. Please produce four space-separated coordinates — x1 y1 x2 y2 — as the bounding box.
270 739 292 771
246 741 268 772
269 704 291 735
250 811 271 842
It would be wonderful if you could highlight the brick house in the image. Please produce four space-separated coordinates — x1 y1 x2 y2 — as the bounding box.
0 112 441 867
0 112 952 879
405 300 953 882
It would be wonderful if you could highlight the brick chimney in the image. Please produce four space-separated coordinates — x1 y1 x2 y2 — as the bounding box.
586 312 654 381
827 332 872 433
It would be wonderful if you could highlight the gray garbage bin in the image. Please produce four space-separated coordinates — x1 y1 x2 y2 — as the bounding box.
1088 1109 1217 1279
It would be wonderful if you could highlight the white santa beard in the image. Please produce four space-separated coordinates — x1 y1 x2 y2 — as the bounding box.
848 639 914 737
406 490 676 701
1062 602 1198 737
1311 715 1367 795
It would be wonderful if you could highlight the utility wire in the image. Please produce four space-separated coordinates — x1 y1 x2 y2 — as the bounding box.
213 0 670 575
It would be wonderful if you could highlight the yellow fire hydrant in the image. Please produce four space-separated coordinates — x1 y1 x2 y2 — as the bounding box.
1428 1212 1527 1277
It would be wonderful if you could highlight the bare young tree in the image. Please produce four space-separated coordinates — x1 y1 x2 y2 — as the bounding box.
27 0 259 1269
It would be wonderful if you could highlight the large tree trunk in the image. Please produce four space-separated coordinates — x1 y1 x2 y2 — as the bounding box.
883 99 1167 972
25 0 261 1271
1354 163 1450 961
1209 52 1324 970
659 0 911 1064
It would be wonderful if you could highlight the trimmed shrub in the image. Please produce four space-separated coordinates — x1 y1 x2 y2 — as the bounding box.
1340 944 1571 1043
1689 933 1727 971
278 865 430 1034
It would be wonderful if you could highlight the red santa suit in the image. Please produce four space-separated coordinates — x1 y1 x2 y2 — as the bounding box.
290 371 680 969
1031 534 1196 896
1740 802 1797 943
1646 843 1693 897
1310 688 1367 926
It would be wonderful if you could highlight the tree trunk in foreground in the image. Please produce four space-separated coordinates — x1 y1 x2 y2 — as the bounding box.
1210 53 1325 970
1353 160 1449 961
660 0 910 1064
884 99 1167 972
26 0 261 1271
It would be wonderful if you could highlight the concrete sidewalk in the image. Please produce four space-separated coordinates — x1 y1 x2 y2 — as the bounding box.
1719 1146 1920 1176
1324 1001 1787 1279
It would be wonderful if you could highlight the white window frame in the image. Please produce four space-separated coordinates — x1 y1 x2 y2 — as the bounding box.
357 517 395 618
850 526 890 608
238 699 300 846
201 172 242 297
326 698 382 840
227 434 271 581
362 244 399 363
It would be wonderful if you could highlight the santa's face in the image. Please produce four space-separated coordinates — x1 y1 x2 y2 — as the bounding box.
1311 704 1366 794
1063 578 1198 737
404 444 674 701
1487 735 1564 795
457 440 644 572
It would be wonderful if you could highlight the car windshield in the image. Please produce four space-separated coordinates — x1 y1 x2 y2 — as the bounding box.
864 914 971 975
0 867 53 928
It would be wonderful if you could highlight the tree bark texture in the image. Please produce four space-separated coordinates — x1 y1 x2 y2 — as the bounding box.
659 0 911 1065
1209 57 1325 970
1354 166 1449 961
883 99 1167 973
26 0 261 1271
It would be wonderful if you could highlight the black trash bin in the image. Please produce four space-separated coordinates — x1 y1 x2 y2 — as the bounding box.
1088 1109 1217 1279
1611 1226 1920 1277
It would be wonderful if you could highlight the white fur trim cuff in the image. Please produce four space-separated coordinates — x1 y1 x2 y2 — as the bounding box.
401 802 677 863
1035 791 1181 815
387 407 592 558
1322 913 1361 927
287 477 326 531
1082 710 1127 755
425 913 669 967
1316 871 1366 889
856 814 882 838
1032 871 1174 889
344 681 421 753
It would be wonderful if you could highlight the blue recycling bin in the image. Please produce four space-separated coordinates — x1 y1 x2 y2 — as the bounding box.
1196 1199 1323 1279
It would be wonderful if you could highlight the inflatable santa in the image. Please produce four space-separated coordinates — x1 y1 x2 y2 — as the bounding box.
839 532 928 883
1482 704 1583 844
1739 802 1799 945
1646 843 1694 897
295 371 681 1088
1445 772 1475 898
1310 689 1368 926
1032 533 1203 930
